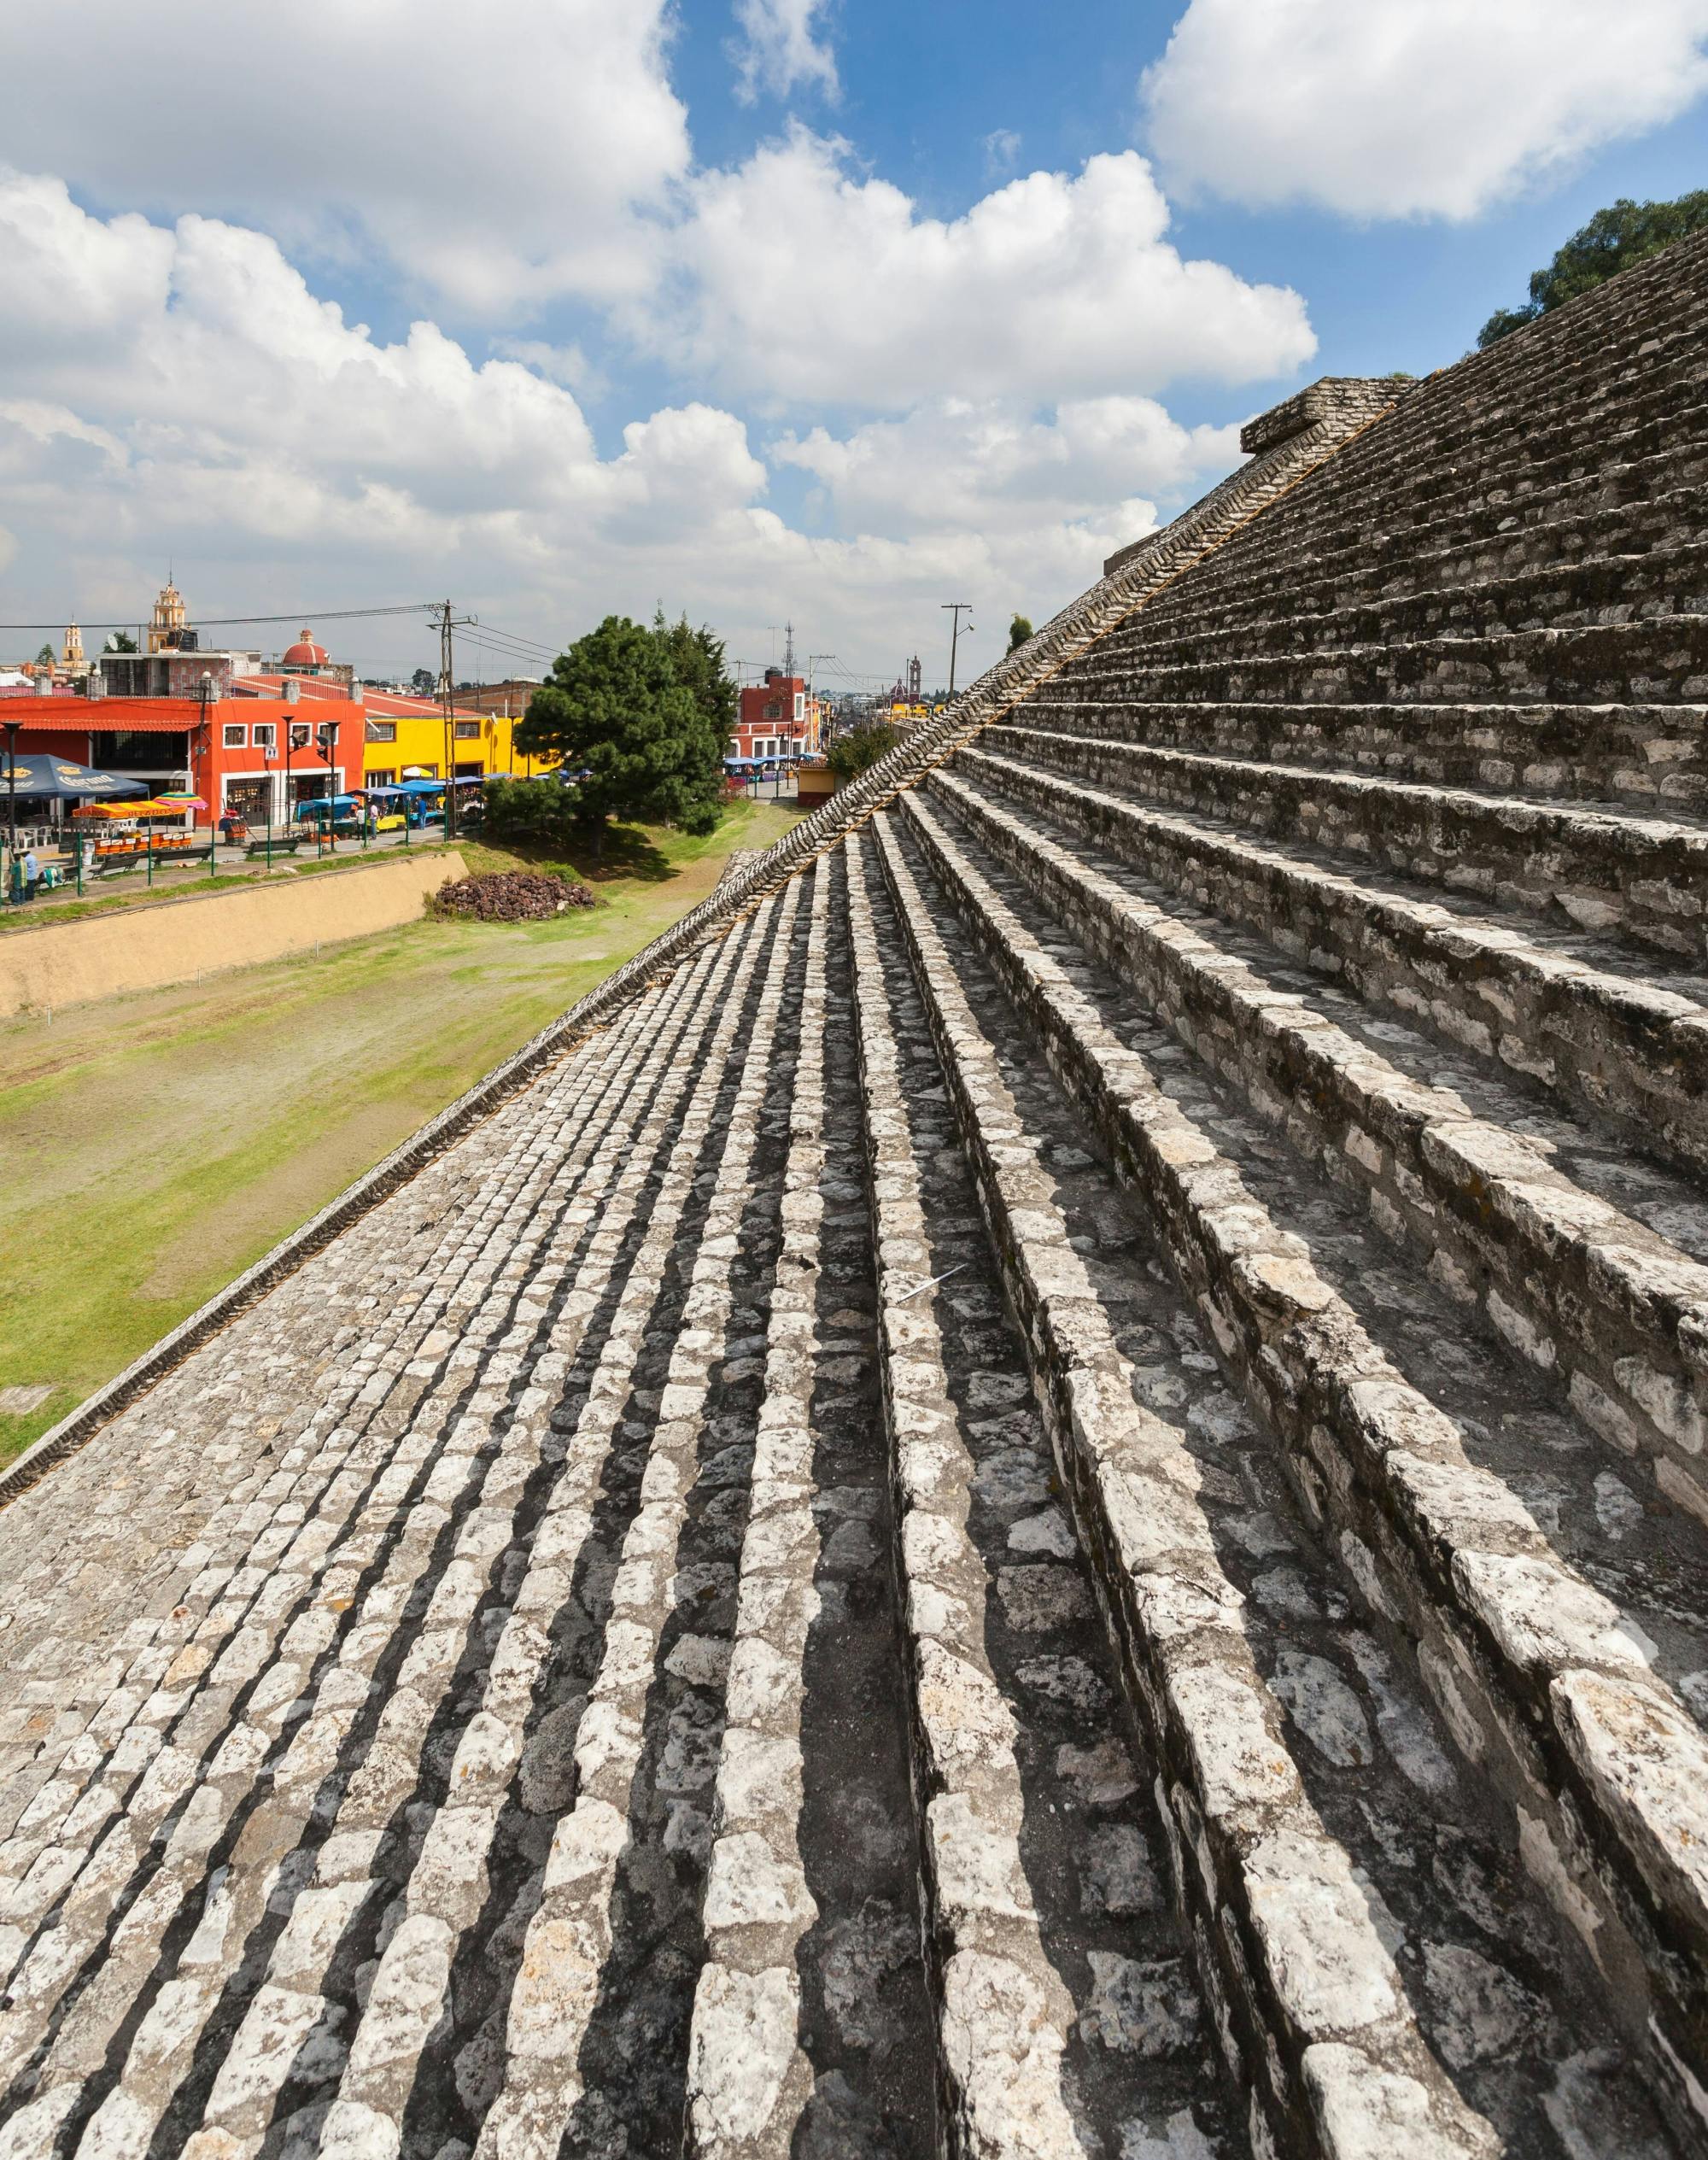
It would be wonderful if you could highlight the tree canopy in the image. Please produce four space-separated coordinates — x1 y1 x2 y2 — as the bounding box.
652 606 738 752
35 643 55 667
102 631 137 653
1007 614 1034 653
826 723 895 783
1477 191 1708 348
516 612 728 853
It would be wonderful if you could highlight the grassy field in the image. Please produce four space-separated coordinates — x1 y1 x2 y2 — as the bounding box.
0 799 800 1466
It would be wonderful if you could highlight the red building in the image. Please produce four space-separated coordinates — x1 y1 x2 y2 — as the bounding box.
731 670 818 762
6 693 357 828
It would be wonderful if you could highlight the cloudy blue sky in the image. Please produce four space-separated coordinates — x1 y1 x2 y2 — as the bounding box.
1 0 1705 689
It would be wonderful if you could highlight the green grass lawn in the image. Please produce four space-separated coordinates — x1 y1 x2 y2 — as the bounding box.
0 799 800 1466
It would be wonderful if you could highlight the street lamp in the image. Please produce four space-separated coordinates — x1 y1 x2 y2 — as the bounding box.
3 719 19 899
317 721 338 851
941 603 974 699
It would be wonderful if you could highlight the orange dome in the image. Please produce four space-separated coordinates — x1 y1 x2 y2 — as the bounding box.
283 626 328 668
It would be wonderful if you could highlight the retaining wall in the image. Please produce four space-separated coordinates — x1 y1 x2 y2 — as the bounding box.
0 847 467 1017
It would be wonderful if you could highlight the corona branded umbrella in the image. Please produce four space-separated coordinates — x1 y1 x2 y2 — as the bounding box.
0 754 148 801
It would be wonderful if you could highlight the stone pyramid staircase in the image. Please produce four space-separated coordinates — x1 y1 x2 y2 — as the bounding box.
2 233 1706 2160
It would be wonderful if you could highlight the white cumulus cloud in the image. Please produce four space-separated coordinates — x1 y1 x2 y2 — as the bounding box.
775 396 1243 539
1141 0 1708 220
638 132 1314 407
730 0 839 103
0 170 1225 686
0 0 689 311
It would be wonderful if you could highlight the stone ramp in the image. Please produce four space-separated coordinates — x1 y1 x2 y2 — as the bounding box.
3 234 1708 2157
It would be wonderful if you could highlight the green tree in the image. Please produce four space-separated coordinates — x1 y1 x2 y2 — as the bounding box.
411 667 436 697
1477 191 1708 348
1007 614 1033 654
826 723 896 783
652 607 738 750
103 631 137 653
482 775 577 846
35 643 55 667
517 614 724 860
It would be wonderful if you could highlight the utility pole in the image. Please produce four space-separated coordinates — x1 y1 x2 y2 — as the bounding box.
430 599 476 840
941 603 973 699
807 654 834 751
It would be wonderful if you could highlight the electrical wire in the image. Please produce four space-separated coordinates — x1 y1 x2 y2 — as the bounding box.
0 603 436 631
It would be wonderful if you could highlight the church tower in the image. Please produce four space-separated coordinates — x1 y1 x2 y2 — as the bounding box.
148 578 188 653
63 619 85 672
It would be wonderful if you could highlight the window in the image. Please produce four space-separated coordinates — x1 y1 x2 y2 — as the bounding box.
366 719 397 743
763 700 782 720
728 739 740 758
289 723 311 749
368 768 396 788
315 722 338 748
454 719 480 740
253 722 276 752
793 694 804 723
222 723 246 749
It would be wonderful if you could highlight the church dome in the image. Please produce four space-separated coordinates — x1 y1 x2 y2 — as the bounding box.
283 627 329 669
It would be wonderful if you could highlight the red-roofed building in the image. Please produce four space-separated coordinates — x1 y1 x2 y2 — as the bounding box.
4 696 356 828
730 669 821 762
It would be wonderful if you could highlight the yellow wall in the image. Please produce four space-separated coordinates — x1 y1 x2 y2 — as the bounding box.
360 709 555 784
0 851 469 1018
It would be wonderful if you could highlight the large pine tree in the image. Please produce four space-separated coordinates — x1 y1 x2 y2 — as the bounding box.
517 614 726 858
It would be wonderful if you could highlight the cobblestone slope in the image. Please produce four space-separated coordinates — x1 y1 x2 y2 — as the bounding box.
3 238 1706 2158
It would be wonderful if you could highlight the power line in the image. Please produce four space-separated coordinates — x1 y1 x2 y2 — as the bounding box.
459 629 555 669
0 603 436 632
470 620 560 659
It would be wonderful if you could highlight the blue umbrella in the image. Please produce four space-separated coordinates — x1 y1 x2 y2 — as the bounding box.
0 753 148 800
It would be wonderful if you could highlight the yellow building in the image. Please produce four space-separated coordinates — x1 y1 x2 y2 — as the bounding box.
358 694 556 787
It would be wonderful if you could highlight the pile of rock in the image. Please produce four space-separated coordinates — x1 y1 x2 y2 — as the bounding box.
433 869 593 919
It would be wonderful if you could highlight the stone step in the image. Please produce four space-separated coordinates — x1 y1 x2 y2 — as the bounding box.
1084 565 1708 700
1178 450 1708 627
0 955 715 1879
683 862 936 2158
923 763 1708 1518
1200 394 1708 612
292 881 816 2160
1050 615 1708 711
1096 543 1708 689
867 811 1677 2159
0 911 775 2149
1226 314 1708 570
1115 550 1708 695
845 838 1242 2159
959 741 1708 1186
0 926 725 1830
1009 697 1708 815
879 793 1708 2151
984 725 1708 962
